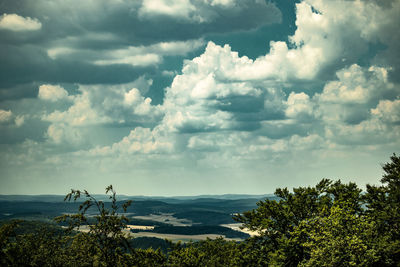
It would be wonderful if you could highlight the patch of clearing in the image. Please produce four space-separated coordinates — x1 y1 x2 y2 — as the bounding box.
220 223 259 236
132 213 192 226
126 225 154 230
70 224 245 243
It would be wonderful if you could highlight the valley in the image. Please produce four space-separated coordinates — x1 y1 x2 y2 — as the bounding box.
0 193 273 245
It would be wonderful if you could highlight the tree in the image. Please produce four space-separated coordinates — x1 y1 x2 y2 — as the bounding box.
55 185 135 266
364 153 400 265
166 238 244 266
234 179 364 266
297 205 381 266
0 220 68 266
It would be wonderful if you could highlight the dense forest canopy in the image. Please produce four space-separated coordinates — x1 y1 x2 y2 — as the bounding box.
1 154 399 266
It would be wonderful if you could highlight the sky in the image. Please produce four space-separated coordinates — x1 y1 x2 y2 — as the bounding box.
0 0 399 196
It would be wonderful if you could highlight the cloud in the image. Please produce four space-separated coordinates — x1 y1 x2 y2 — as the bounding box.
248 134 324 153
92 39 205 66
0 0 281 92
371 99 400 124
0 109 25 127
0 109 12 123
102 0 400 155
285 92 314 120
123 88 158 116
203 0 235 7
47 39 205 68
0 109 26 130
94 54 161 67
38 84 69 102
184 0 399 83
42 89 111 126
316 65 393 104
324 114 399 147
46 123 82 144
186 131 247 152
38 79 164 145
14 115 25 127
304 0 400 80
0 13 41 31
160 43 276 133
312 64 400 146
40 85 112 144
187 134 220 152
139 0 196 21
151 28 399 154
1 0 400 195
138 0 280 25
87 127 173 155
315 64 397 125
20 0 400 150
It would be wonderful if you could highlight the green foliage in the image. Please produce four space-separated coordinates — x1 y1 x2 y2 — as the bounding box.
298 206 380 266
363 153 400 265
166 238 244 266
0 220 69 266
234 178 362 266
129 237 172 254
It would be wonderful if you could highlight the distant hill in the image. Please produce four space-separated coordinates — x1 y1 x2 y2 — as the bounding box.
0 194 277 225
0 193 274 203
0 195 66 202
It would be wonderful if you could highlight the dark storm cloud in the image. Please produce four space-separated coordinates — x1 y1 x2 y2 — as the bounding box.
216 94 286 131
87 1 282 45
0 83 40 100
0 117 47 144
0 0 281 97
0 43 155 87
216 95 264 113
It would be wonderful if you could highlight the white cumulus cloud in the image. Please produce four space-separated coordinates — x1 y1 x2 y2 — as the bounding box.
14 115 25 127
88 127 173 155
0 109 12 123
285 92 314 119
139 0 196 20
315 64 397 125
38 84 69 102
0 13 42 31
371 99 400 124
42 89 112 126
183 0 398 83
160 47 269 133
316 65 393 104
46 123 82 145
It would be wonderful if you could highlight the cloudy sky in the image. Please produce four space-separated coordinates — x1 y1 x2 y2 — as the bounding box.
0 0 399 195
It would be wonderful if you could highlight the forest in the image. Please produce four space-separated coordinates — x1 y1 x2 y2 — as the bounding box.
0 154 399 266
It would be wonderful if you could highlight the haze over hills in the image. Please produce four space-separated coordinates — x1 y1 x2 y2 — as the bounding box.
0 193 275 242
0 193 275 203
0 193 279 226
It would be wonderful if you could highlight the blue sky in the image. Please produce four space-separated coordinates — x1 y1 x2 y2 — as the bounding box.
0 0 399 195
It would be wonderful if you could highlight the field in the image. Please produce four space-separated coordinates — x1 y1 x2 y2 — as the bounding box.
131 213 193 226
